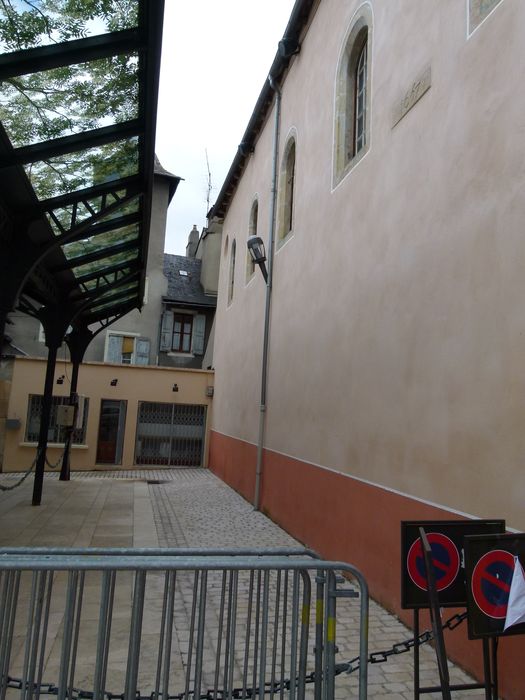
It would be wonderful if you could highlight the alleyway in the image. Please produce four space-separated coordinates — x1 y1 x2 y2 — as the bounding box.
0 469 489 698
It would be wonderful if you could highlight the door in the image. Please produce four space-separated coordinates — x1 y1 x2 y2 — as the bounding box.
96 400 127 464
135 402 206 466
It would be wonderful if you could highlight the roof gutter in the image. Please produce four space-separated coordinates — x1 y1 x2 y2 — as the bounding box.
208 0 318 221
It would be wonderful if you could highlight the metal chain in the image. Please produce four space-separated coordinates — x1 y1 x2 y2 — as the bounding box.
0 445 66 491
4 611 467 698
0 450 40 492
334 611 468 676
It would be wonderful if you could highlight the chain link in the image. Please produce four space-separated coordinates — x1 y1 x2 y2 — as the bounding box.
0 444 66 492
4 611 467 697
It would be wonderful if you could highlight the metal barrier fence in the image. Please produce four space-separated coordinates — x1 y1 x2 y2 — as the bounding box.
0 549 368 700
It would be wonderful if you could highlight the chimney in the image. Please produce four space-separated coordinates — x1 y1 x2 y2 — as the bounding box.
186 224 199 258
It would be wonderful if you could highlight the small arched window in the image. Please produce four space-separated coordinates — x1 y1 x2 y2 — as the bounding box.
228 239 236 305
334 7 372 184
246 199 258 281
277 136 296 244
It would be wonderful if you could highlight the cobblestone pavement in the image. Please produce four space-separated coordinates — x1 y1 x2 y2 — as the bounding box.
0 468 491 698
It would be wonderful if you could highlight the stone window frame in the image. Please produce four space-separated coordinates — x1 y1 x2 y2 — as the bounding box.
333 4 373 187
246 197 259 283
276 131 297 248
467 0 505 37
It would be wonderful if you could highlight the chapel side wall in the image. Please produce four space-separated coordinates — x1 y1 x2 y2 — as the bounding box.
212 0 525 531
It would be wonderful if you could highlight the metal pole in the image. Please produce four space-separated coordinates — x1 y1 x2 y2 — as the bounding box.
254 76 281 511
32 342 58 506
59 359 79 481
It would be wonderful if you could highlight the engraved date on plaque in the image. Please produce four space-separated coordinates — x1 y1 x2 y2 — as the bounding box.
392 65 431 128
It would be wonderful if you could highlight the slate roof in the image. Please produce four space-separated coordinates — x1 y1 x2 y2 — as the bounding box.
163 254 217 307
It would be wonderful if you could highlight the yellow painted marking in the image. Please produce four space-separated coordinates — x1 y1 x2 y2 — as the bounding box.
327 617 336 643
302 604 310 625
316 600 324 624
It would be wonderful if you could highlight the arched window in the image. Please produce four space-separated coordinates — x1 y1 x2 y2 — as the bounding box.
277 135 296 244
246 199 258 281
334 7 372 184
228 239 236 304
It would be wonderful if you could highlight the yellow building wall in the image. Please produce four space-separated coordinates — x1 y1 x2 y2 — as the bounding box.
3 357 214 472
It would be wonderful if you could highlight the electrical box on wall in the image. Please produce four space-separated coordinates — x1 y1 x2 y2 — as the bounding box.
56 405 75 427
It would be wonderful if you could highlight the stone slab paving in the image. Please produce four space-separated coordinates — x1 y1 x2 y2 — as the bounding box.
0 468 491 698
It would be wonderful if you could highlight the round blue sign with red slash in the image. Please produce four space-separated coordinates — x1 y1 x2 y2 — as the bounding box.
471 549 515 619
407 533 460 592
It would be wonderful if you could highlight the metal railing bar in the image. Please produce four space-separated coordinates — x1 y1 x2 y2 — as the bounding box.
279 571 289 700
241 570 255 700
289 571 299 700
269 570 281 700
227 571 238 700
1 572 20 700
162 571 176 700
125 570 146 700
0 547 321 559
258 570 270 700
193 570 208 700
21 572 39 700
184 571 200 700
212 571 227 700
251 571 262 697
58 571 79 700
297 571 311 700
93 571 112 700
35 572 54 700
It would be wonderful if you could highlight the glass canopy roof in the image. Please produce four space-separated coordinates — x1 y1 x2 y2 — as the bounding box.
0 0 164 331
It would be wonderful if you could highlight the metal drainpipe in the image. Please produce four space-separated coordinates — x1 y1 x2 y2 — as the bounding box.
253 75 281 511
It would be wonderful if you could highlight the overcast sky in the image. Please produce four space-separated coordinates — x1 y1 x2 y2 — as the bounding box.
155 0 297 255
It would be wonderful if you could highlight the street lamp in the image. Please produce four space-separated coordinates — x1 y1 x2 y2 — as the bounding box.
247 236 268 283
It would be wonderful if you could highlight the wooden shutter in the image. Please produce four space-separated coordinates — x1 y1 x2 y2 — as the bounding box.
106 334 123 363
159 311 174 351
192 314 206 355
135 338 150 365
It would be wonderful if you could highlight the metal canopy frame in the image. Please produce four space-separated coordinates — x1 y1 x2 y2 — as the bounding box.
0 1 167 504
0 0 165 337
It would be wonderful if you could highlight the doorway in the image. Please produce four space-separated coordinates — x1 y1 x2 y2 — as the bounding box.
96 399 127 465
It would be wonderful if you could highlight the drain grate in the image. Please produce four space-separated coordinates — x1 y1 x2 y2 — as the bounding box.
146 479 169 485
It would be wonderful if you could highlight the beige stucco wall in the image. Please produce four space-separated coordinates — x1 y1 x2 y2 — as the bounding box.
212 0 525 529
3 357 214 471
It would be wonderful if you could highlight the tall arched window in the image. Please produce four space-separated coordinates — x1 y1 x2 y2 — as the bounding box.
228 239 236 305
246 199 258 281
334 7 372 184
277 135 297 244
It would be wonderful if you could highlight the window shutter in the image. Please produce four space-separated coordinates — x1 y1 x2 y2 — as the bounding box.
192 314 206 355
159 311 174 351
107 334 123 363
135 338 150 365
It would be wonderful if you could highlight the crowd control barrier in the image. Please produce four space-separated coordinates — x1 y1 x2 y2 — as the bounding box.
0 548 368 700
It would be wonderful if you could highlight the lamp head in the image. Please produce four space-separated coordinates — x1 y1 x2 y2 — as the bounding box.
247 236 266 264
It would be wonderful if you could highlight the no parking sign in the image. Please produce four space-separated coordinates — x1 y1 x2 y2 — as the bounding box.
465 533 525 638
401 520 505 609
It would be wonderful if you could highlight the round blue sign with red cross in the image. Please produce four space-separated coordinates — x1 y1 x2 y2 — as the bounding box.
407 532 460 592
471 549 515 619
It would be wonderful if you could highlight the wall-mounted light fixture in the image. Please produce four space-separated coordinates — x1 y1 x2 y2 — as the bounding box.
172 383 179 392
56 375 65 385
110 378 118 386
206 386 214 397
247 236 268 282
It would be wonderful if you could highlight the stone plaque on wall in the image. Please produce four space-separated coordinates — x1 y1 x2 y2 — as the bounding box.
392 65 431 128
469 0 504 33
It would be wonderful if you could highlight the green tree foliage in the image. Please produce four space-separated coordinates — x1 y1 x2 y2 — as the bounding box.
0 0 139 198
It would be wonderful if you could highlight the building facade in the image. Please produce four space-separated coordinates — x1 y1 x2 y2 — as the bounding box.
208 0 524 696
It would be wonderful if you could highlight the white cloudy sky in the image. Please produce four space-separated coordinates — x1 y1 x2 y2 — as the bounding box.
155 0 296 255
